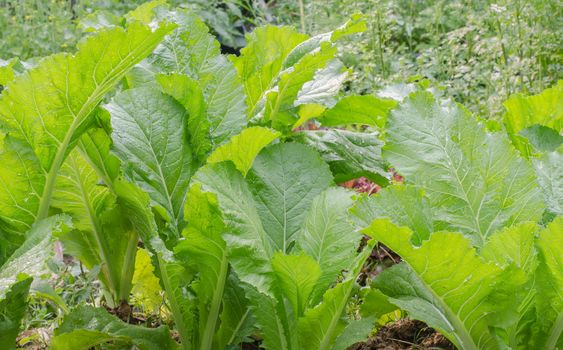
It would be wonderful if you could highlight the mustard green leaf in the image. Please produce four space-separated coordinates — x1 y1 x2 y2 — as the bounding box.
175 184 230 350
0 21 174 242
533 217 563 349
295 129 389 184
294 59 348 108
245 286 290 350
78 126 121 191
125 0 167 24
384 92 544 246
319 95 397 128
533 150 563 216
351 185 433 245
51 306 177 350
108 86 194 244
297 240 374 350
480 222 540 341
264 44 338 128
214 274 254 350
0 277 32 350
519 125 563 153
247 143 333 253
296 187 361 304
0 216 70 297
156 73 209 162
272 253 321 317
193 162 274 295
332 317 376 350
481 221 539 274
234 26 308 116
368 219 504 350
331 13 368 41
208 126 280 176
503 82 562 158
53 150 137 301
147 9 247 148
0 58 18 88
131 248 163 315
283 14 365 69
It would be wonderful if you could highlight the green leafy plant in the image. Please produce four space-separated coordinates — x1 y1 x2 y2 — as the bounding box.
39 3 381 349
192 142 376 350
1 2 560 350
0 13 173 346
356 89 562 349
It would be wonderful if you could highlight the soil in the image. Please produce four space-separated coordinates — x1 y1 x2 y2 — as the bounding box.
348 319 456 350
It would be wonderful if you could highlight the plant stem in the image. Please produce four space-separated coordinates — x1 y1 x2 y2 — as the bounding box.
157 254 191 350
546 312 563 350
200 253 229 350
118 230 138 302
297 0 306 33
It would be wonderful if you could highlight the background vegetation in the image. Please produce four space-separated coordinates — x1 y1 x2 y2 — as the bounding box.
1 0 561 116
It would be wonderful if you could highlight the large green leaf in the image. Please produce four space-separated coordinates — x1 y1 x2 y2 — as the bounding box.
233 26 308 117
272 253 321 317
351 185 433 245
297 240 374 350
108 86 194 244
156 74 209 162
0 216 70 295
247 143 333 253
142 9 247 148
532 217 563 349
208 126 280 176
0 216 70 349
0 58 18 88
331 317 376 350
319 95 397 128
295 129 389 184
172 184 240 350
480 222 540 347
533 150 563 216
0 278 32 350
193 162 274 295
235 16 365 124
245 286 290 350
296 188 361 304
51 306 177 350
53 148 138 302
294 59 348 109
77 109 121 190
0 22 174 242
264 44 338 128
503 82 562 158
214 274 254 350
384 92 544 246
368 219 505 350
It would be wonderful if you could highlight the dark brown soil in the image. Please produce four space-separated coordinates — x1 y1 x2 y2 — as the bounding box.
348 319 455 350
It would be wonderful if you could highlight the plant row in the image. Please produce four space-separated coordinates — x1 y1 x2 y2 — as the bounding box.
0 2 561 349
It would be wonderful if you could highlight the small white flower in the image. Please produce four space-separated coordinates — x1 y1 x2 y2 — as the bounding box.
490 4 507 13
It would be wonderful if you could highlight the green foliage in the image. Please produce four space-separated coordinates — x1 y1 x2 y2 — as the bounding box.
357 87 562 349
51 306 177 350
0 278 32 350
0 2 560 350
503 81 562 157
0 216 70 348
192 143 372 349
383 91 544 246
281 0 561 117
